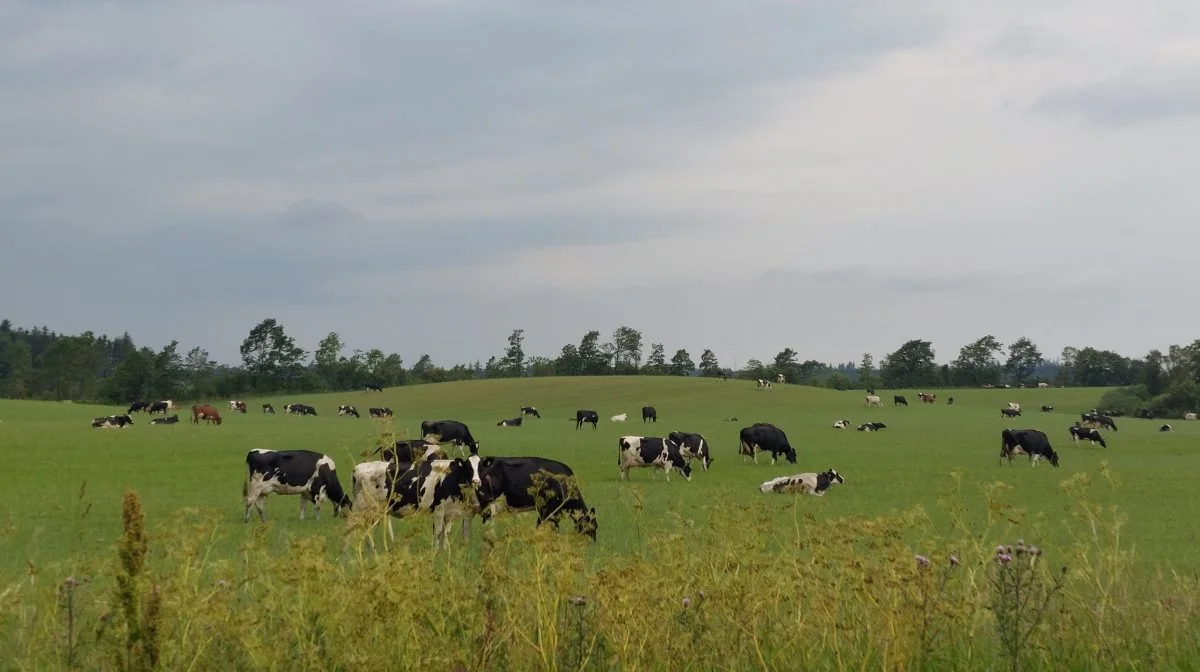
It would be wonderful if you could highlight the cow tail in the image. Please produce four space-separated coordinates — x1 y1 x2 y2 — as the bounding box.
242 470 250 498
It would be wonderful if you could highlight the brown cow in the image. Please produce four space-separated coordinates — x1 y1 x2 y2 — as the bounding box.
192 404 223 426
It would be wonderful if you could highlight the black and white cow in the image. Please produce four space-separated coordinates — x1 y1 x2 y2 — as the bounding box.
421 419 480 455
369 407 393 418
1160 423 1173 432
365 383 383 392
1001 407 1022 418
338 405 360 418
575 409 599 430
520 406 541 419
947 397 955 406
127 401 151 414
738 423 797 464
147 401 170 415
759 469 845 496
371 438 446 465
262 403 276 415
666 431 712 471
1095 415 1118 432
1041 405 1054 413
1069 425 1107 447
1000 429 1059 467
832 419 852 429
497 416 523 427
756 379 773 390
642 406 657 423
894 395 908 406
150 415 179 425
473 456 597 539
229 400 248 414
856 422 886 432
92 414 134 429
617 436 692 481
381 456 484 549
243 449 352 522
284 403 317 416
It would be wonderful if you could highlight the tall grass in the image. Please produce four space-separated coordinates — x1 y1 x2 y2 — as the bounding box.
3 463 1198 670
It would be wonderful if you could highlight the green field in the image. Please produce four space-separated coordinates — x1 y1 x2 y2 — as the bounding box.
1 376 1194 576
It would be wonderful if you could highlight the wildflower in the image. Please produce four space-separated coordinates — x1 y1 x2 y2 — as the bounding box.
568 595 587 606
949 555 960 567
64 576 77 587
915 555 930 568
216 579 230 589
994 545 1005 554
682 597 691 608
1029 546 1042 557
995 553 1013 565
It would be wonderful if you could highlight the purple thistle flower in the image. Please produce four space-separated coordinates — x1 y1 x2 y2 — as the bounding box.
915 554 930 568
682 597 691 608
949 555 960 567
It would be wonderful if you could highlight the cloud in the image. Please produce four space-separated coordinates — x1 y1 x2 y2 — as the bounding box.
273 200 366 231
1031 66 1200 125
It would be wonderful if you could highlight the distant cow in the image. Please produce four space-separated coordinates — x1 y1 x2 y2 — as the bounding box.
127 401 151 414
1041 405 1054 413
832 419 852 429
92 414 134 429
759 469 845 496
641 406 657 423
262 403 276 415
243 449 352 522
368 407 393 418
497 416 523 427
1186 412 1197 421
229 400 247 413
610 413 628 423
1001 407 1022 418
338 405 360 418
756 379 772 390
918 393 936 404
776 373 785 384
947 397 955 406
1160 423 1173 432
617 436 692 481
421 419 480 455
365 383 383 392
150 415 179 425
857 422 886 432
284 403 316 416
1000 429 1059 467
738 423 797 464
865 395 882 407
147 401 170 415
894 395 908 406
191 404 222 426
667 431 712 471
520 406 541 419
474 457 597 539
575 410 599 430
1093 415 1118 431
1069 425 1107 447
1137 409 1154 420
1037 382 1049 389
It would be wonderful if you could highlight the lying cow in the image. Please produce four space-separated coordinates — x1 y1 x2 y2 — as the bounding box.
667 431 712 471
832 419 852 429
1041 405 1054 413
150 415 179 425
262 403 276 415
759 469 845 496
617 436 692 481
243 449 352 522
473 456 597 539
1160 423 1173 432
610 413 628 423
1069 425 1107 447
497 416 523 427
738 423 797 464
1001 407 1022 418
1000 429 1059 467
368 407 393 418
857 422 886 432
92 414 134 429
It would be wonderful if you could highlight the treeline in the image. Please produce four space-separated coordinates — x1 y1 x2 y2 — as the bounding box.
0 318 1197 413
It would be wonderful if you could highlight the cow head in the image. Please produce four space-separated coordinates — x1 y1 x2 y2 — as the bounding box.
785 449 797 464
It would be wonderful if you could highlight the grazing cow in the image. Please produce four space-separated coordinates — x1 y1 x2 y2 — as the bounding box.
857 422 886 432
776 373 785 384
191 404 222 426
1160 423 1173 432
1137 409 1154 420
759 469 845 496
365 383 383 392
918 393 936 404
610 413 628 423
1037 382 1049 389
1069 425 1107 447
147 401 169 415
1186 412 1197 421
288 404 317 416
667 431 712 470
1041 405 1054 413
1093 415 1118 431
894 395 908 406
617 436 692 481
92 414 134 429
421 419 480 455
575 410 599 430
338 405 360 418
642 406 657 423
738 423 797 464
520 406 541 419
1007 402 1021 412
1001 407 1022 418
150 415 179 425
756 379 772 390
381 456 484 549
473 457 597 539
351 460 398 541
832 419 852 429
243 449 352 522
497 416 523 427
368 407 394 418
228 400 241 411
262 403 275 414
865 395 883 407
947 397 955 406
127 401 151 414
1000 429 1059 467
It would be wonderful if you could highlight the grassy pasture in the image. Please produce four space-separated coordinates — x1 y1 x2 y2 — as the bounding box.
0 376 1196 578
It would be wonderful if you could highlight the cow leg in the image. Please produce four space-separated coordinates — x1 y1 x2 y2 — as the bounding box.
299 497 308 520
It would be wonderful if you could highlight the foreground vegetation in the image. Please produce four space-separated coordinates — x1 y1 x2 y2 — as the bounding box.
2 377 1198 669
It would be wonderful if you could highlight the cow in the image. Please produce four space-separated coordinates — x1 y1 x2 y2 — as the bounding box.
1041 405 1054 413
127 401 151 414
262 403 275 414
947 397 955 406
351 460 398 542
228 400 242 411
894 395 908 406
575 410 599 430
1001 407 1022 418
285 404 317 416
918 393 936 404
1069 425 1107 447
147 401 170 415
667 431 712 471
1037 382 1049 389
381 456 484 549
610 413 628 423
617 436 692 481
191 404 222 426
776 373 785 384
1000 429 1059 467
865 395 883 407
497 416 523 427
738 423 797 464
1007 402 1021 412
92 414 134 429
1092 415 1118 431
756 379 772 390
372 438 447 465
338 405 360 418
832 419 852 429
365 383 383 392
1160 423 1173 432
369 407 393 418
1137 409 1154 420
520 406 541 419
759 469 845 496
243 449 352 522
1186 412 1197 421
421 419 480 455
150 415 179 425
642 406 657 423
473 456 597 540
857 422 886 432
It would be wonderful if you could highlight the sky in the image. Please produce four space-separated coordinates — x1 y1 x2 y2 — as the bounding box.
2 0 1199 369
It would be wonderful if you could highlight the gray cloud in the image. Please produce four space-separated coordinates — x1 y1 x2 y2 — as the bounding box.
1031 66 1200 125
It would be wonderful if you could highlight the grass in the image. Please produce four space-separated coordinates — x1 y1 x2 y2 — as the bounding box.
2 377 1200 668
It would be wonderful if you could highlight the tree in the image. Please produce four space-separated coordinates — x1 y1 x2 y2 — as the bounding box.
669 349 695 376
952 335 1004 386
880 340 938 389
0 336 33 398
1141 349 1168 396
239 319 305 391
644 343 667 375
577 330 610 375
1002 337 1043 385
857 353 876 391
555 345 582 376
772 348 798 383
698 349 720 376
610 326 643 374
411 354 436 382
314 332 344 389
183 346 216 401
825 372 851 391
501 329 526 377
1056 346 1078 387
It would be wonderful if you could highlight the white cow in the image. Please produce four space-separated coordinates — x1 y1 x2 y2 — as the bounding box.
1037 382 1049 389
759 469 845 496
352 460 397 541
776 373 785 384
1185 412 1197 421
756 379 773 390
865 395 882 407
832 419 852 429
610 413 628 422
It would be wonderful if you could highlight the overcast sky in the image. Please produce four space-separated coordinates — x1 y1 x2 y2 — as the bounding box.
2 1 1198 368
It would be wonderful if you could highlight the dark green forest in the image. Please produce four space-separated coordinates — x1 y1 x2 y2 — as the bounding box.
0 318 1196 417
